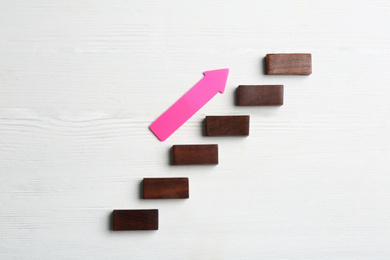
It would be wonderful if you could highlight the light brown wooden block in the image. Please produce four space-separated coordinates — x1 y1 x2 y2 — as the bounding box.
143 178 189 199
266 53 312 75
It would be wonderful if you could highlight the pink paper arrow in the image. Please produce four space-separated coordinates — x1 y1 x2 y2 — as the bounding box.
150 68 229 141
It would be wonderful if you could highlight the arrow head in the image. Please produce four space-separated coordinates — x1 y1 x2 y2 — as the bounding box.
203 68 229 94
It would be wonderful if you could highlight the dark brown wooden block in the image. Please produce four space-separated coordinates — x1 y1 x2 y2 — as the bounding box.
172 144 218 165
266 53 312 75
113 210 158 231
205 116 249 136
237 85 283 106
143 178 189 199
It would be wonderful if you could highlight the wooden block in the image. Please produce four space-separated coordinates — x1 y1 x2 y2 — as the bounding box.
172 144 218 165
266 53 312 75
113 210 158 231
237 85 283 106
205 116 249 136
143 178 189 199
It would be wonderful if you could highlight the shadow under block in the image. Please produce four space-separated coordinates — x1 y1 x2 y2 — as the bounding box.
266 53 312 75
237 85 284 106
143 178 189 199
205 116 249 136
113 210 158 231
172 144 218 165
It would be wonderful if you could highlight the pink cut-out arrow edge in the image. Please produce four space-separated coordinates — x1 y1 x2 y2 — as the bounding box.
150 68 229 141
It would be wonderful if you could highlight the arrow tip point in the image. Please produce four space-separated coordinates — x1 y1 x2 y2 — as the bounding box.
203 68 229 93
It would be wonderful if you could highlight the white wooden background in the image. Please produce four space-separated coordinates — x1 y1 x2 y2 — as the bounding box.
1 1 390 259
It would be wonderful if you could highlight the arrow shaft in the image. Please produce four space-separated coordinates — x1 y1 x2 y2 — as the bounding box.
150 76 217 141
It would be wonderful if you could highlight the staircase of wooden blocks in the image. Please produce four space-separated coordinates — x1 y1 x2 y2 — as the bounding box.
112 53 312 231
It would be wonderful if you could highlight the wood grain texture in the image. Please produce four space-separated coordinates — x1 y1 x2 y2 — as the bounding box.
237 85 284 106
113 210 158 230
266 53 312 75
143 178 189 199
205 116 249 136
172 145 218 165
